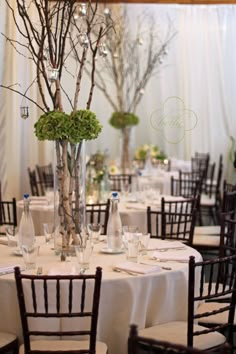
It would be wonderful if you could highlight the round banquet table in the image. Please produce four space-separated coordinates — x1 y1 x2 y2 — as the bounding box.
17 195 185 235
0 237 202 354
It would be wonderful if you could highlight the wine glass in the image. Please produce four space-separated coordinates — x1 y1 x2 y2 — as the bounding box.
43 223 54 245
87 223 102 243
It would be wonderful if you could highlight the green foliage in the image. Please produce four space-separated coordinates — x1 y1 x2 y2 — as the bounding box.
34 110 102 143
109 111 139 129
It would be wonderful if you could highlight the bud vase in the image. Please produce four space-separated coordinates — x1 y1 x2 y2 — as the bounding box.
54 140 86 260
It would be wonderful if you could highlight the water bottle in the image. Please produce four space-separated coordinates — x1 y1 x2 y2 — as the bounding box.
106 192 122 252
18 194 35 249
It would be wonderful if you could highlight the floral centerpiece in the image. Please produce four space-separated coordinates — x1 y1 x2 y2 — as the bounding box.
109 112 139 173
135 144 167 166
86 151 108 202
1 0 113 259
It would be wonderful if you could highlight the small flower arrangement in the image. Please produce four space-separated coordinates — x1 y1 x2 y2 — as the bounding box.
134 144 167 161
87 151 107 183
108 161 120 175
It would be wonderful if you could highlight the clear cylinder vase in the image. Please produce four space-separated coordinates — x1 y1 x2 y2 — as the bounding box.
119 127 134 174
53 140 86 259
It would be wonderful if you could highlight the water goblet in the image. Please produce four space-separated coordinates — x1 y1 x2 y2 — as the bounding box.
87 223 102 243
43 223 54 245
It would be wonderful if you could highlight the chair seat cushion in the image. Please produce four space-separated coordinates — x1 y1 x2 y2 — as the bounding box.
193 234 220 247
197 302 233 324
201 194 216 206
0 332 17 348
19 340 107 354
194 226 220 236
139 321 226 350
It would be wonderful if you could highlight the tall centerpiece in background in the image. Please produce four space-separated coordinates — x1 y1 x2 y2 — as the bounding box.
93 7 176 173
1 0 113 258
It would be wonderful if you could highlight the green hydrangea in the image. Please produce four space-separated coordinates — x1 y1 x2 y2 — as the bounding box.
34 109 102 143
109 112 139 129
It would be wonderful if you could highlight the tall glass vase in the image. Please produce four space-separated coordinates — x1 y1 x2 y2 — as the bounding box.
54 140 86 259
120 127 134 174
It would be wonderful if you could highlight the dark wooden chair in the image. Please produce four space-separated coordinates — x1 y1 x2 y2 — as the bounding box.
86 200 110 235
171 175 202 199
0 198 17 235
0 333 18 354
137 254 236 351
192 187 236 254
36 163 54 195
108 174 132 192
191 154 210 181
147 197 197 246
200 155 223 225
28 168 41 196
128 324 231 354
14 266 107 354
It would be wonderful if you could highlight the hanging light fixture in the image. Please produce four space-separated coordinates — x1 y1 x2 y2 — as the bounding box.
47 66 59 83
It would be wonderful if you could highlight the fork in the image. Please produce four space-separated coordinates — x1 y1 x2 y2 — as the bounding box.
112 268 138 276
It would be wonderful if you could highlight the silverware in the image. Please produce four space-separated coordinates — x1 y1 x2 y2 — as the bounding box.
139 262 172 271
112 268 138 276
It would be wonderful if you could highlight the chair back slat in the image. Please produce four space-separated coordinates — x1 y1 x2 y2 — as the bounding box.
69 278 73 313
31 279 37 313
109 174 132 192
56 279 60 313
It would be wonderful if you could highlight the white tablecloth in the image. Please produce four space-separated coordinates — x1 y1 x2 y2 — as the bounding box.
0 238 201 354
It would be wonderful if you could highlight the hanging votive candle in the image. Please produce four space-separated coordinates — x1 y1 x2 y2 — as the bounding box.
98 43 108 58
78 32 89 48
20 106 29 119
47 66 59 83
78 3 87 17
104 8 111 16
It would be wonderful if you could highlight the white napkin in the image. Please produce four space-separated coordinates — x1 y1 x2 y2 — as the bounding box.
125 203 145 210
0 237 9 246
152 251 190 262
153 240 186 251
114 261 161 274
48 265 78 275
0 264 22 275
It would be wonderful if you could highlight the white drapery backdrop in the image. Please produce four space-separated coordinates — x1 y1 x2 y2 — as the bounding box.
0 3 235 199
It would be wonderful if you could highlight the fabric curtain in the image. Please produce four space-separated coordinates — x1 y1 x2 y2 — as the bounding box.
0 4 235 200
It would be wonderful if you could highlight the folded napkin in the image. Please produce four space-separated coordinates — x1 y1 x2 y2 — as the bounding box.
154 240 186 251
48 265 78 275
0 264 22 275
152 251 190 262
114 261 161 274
0 237 9 246
125 203 145 210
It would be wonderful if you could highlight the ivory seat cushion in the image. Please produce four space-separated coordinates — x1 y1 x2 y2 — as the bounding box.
194 226 220 236
197 302 233 324
139 321 226 350
0 332 17 348
201 194 216 206
19 340 107 354
193 234 220 247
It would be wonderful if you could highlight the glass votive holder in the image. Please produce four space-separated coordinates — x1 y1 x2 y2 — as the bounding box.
21 245 40 270
75 240 93 274
139 233 150 255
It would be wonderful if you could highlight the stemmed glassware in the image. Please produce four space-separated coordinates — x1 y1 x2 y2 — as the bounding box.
43 223 54 245
87 223 102 244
